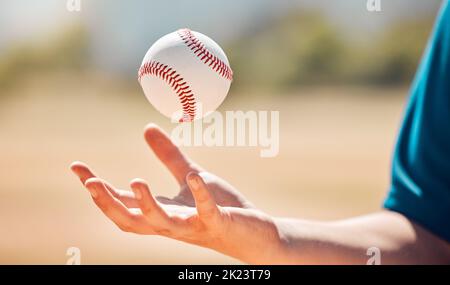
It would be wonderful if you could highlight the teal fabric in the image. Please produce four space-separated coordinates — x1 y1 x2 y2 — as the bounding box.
384 0 450 242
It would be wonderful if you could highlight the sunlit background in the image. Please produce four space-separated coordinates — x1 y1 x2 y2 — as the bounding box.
0 0 443 264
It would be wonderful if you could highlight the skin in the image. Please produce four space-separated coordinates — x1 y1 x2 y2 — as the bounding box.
71 123 450 264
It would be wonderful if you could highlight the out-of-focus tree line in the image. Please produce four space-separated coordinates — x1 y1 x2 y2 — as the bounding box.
229 12 433 91
0 25 89 91
0 12 434 94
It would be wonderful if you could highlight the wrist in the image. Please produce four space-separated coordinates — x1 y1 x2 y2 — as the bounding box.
211 208 288 264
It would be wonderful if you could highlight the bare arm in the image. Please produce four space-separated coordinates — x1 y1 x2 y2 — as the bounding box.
70 124 450 264
274 211 450 264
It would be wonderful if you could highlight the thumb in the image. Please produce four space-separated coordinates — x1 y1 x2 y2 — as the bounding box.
186 172 219 220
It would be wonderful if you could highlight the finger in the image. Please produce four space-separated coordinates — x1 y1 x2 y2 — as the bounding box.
186 172 219 219
85 178 139 232
70 162 139 208
103 182 140 209
130 178 170 220
70 161 96 184
144 123 201 185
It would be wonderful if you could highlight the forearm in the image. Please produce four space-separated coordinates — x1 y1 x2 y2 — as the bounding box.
220 215 377 264
273 217 376 264
207 209 450 264
272 211 450 264
207 210 388 264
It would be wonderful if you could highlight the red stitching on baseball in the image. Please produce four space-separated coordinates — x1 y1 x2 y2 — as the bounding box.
138 61 196 122
177 28 233 81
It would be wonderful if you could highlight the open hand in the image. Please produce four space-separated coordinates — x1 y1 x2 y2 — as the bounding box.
70 124 279 252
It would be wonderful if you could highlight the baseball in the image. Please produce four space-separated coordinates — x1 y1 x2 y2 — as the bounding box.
138 28 233 122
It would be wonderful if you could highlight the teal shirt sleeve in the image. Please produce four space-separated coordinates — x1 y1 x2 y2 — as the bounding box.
383 0 450 242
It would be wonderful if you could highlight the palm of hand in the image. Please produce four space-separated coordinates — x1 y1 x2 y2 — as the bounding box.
158 172 254 209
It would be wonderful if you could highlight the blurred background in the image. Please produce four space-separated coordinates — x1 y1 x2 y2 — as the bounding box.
0 0 444 264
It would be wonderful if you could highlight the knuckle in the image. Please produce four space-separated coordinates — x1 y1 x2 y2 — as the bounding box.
141 205 153 216
117 222 133 232
96 201 111 214
154 228 171 236
117 215 140 232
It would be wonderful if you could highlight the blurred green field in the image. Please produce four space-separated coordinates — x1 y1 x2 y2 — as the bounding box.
0 73 407 264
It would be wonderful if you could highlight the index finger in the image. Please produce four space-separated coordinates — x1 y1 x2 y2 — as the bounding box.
144 123 201 185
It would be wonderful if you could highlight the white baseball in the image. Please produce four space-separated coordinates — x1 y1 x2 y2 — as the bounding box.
138 28 233 122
